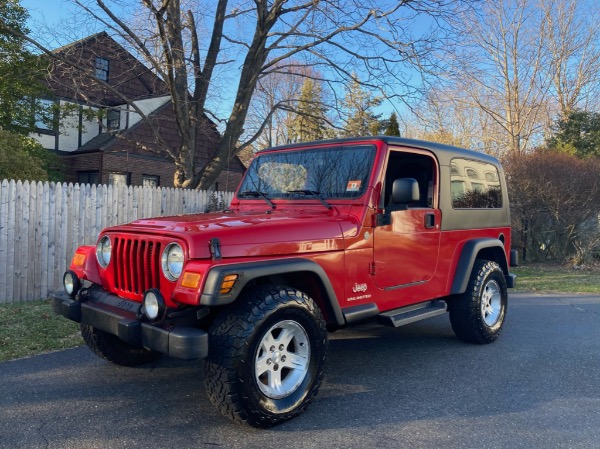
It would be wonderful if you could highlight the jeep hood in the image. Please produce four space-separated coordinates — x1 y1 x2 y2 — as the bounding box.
111 210 360 259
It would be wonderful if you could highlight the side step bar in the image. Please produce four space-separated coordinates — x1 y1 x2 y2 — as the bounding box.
378 301 447 328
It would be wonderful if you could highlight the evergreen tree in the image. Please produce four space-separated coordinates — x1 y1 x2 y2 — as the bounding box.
384 112 401 136
0 0 50 134
342 78 381 137
547 110 600 158
288 79 329 143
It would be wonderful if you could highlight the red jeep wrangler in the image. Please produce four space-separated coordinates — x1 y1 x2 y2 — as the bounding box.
52 137 516 427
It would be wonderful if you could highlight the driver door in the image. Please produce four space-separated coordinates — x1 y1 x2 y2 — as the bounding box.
373 149 441 290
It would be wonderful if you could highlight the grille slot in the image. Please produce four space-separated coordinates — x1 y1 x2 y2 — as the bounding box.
113 237 161 296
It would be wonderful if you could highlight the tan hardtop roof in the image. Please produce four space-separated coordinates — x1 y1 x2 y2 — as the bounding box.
262 136 501 167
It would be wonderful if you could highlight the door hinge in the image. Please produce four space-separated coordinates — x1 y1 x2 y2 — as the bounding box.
369 262 376 276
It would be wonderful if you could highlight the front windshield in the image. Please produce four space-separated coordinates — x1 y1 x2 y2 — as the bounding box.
238 145 376 200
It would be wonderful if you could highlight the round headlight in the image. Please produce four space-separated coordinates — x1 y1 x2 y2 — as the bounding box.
161 243 184 281
96 236 111 268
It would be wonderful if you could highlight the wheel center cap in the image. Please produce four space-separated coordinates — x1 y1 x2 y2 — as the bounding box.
272 351 281 364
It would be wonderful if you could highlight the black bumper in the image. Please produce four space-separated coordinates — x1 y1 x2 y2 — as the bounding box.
51 290 208 360
506 273 517 289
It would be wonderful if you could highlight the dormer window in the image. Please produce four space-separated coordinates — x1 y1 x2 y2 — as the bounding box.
95 57 109 81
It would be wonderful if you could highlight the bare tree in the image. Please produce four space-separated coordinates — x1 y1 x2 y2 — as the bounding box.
413 0 600 157
1 0 472 189
249 64 317 150
443 0 551 156
540 0 600 116
410 87 487 150
406 84 512 157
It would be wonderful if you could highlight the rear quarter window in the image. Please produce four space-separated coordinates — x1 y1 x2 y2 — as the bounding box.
450 158 502 209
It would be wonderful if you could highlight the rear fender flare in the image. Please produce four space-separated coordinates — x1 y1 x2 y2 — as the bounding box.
451 238 508 295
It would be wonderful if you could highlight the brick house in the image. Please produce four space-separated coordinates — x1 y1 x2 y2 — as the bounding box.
30 32 245 191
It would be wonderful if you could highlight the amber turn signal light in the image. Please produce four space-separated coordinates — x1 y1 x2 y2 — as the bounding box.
219 274 239 295
72 253 86 267
181 272 202 289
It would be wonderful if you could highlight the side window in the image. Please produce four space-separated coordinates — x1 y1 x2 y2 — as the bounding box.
34 98 56 131
451 158 502 208
78 171 99 185
384 151 437 209
107 109 120 130
142 175 159 188
109 172 130 187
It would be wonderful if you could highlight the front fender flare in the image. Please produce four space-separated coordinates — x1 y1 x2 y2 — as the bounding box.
199 258 345 326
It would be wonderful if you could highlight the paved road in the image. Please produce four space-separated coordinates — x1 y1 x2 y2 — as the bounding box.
1 293 600 449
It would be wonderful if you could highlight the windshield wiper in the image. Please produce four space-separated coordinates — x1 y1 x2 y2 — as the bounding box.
239 190 276 209
286 190 333 210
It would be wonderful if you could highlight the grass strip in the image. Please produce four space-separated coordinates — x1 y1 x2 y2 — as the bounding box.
0 299 83 362
512 263 600 294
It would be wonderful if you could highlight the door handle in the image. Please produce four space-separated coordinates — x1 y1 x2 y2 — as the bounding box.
424 212 435 229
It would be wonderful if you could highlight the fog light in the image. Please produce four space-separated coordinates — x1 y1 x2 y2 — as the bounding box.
63 270 81 298
143 289 166 321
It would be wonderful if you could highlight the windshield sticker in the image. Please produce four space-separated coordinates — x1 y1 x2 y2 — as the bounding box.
347 180 362 192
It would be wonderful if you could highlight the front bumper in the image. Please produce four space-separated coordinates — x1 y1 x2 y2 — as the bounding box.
51 289 208 360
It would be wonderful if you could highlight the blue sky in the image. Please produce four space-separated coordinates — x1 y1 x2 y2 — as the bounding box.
23 0 77 29
21 0 411 124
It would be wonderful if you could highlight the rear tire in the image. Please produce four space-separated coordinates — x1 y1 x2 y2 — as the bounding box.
81 324 161 366
448 260 507 344
204 285 328 428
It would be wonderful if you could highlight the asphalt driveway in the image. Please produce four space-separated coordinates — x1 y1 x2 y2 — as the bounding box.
1 293 599 449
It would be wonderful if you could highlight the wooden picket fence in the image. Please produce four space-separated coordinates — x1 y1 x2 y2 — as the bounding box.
0 179 233 303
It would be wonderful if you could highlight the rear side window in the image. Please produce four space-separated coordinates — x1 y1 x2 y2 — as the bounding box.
450 159 502 208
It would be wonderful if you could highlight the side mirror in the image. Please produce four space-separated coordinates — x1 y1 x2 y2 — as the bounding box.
391 178 420 204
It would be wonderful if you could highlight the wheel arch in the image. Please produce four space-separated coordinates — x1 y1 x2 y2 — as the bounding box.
450 238 509 295
200 258 345 326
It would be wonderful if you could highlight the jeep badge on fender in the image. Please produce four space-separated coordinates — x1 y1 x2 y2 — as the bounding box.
52 137 517 427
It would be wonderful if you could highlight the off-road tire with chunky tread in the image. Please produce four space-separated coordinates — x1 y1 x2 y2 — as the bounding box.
204 285 328 428
81 323 161 367
448 259 507 344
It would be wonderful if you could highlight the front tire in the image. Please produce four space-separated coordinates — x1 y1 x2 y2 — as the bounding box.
81 324 161 366
448 260 507 344
204 286 328 428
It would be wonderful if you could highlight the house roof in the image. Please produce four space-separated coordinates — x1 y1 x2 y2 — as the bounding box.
76 131 117 153
51 31 109 54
